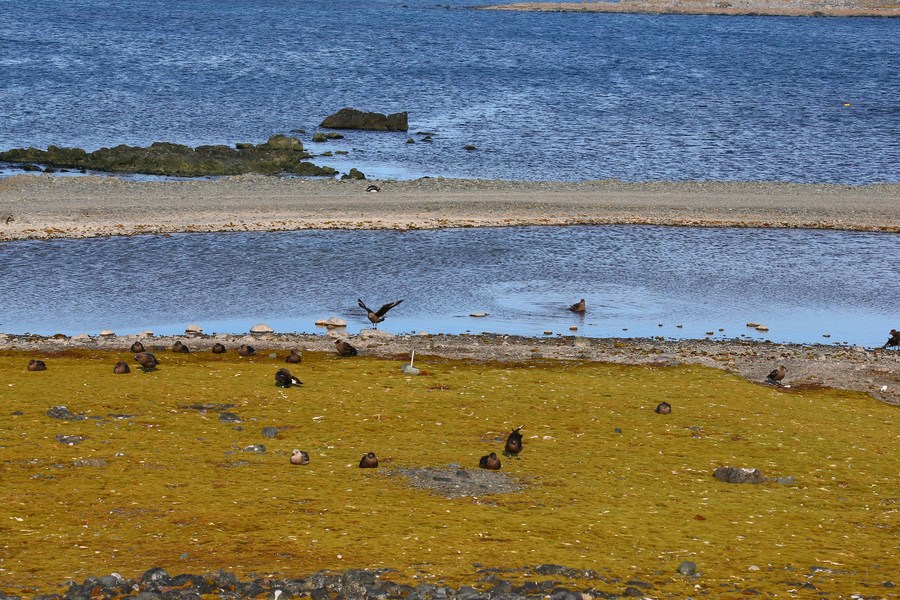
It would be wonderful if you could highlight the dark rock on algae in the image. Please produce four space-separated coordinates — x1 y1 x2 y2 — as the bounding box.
46 405 83 421
218 412 241 423
713 466 765 484
261 426 280 438
0 136 339 177
320 107 409 132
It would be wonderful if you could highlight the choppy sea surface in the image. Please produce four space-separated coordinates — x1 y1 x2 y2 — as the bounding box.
2 226 898 347
1 0 898 183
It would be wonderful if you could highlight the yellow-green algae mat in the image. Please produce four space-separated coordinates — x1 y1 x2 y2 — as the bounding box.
0 349 897 597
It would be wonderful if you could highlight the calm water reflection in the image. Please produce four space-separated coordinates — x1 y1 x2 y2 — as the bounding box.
1 226 897 346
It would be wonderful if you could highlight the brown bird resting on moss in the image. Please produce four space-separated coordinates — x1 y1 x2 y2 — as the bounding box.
884 329 900 349
172 340 189 353
504 426 524 458
358 298 404 329
238 344 256 356
290 449 310 465
479 452 501 470
568 298 586 313
27 359 47 371
335 339 358 357
767 365 786 385
359 452 379 468
275 368 302 388
134 352 159 371
285 349 302 363
113 361 131 374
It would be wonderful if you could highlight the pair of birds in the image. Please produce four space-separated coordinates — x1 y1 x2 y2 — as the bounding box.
479 426 525 470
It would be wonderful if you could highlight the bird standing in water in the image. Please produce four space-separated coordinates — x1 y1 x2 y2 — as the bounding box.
568 299 586 313
358 298 404 329
504 426 524 458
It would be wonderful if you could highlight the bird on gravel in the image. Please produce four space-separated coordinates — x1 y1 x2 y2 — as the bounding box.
359 452 379 468
884 329 900 349
504 426 524 459
335 339 358 357
27 359 47 371
134 352 159 371
290 449 310 465
358 298 404 329
275 368 302 388
568 298 586 313
766 365 786 385
113 361 131 374
479 452 501 470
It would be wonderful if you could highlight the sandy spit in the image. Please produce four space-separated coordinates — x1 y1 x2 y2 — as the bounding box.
0 175 898 241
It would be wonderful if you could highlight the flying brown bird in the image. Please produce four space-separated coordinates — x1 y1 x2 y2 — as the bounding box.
359 452 379 468
290 449 310 465
211 343 226 354
568 298 586 313
504 426 524 458
285 349 302 364
130 341 145 353
238 344 256 357
335 339 358 357
479 452 501 470
134 352 159 371
27 359 47 371
767 365 786 385
113 361 131 374
884 329 900 349
275 368 302 388
358 298 404 329
172 340 189 353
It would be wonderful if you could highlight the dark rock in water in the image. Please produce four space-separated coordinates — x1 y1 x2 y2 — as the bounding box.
677 561 697 576
312 132 328 142
218 412 242 423
714 466 765 484
261 426 280 438
46 406 82 421
320 107 409 131
341 167 366 180
0 138 338 178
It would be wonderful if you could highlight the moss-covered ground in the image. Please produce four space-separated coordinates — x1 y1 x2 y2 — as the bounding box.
0 349 897 597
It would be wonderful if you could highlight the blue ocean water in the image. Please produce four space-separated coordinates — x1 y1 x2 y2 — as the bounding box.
1 0 898 183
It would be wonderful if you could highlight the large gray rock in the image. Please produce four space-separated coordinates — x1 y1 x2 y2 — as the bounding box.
713 466 764 484
320 107 408 131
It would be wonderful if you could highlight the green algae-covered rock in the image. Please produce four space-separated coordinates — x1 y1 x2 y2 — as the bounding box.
341 167 366 180
0 136 340 177
320 107 408 131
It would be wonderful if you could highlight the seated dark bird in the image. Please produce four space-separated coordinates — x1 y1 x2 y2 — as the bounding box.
27 359 47 371
365 184 381 193
113 361 131 374
767 365 786 385
285 349 302 364
884 329 900 349
358 298 404 329
238 344 256 357
172 340 189 353
130 341 145 353
335 339 358 357
655 401 672 414
359 452 379 468
568 298 586 313
211 343 226 354
134 352 159 371
504 426 524 458
290 449 310 465
479 452 501 470
275 367 302 388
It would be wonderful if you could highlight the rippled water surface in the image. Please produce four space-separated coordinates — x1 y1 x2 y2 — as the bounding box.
1 0 898 183
2 226 897 346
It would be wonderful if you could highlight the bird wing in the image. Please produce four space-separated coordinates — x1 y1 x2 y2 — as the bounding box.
358 299 373 314
376 299 404 317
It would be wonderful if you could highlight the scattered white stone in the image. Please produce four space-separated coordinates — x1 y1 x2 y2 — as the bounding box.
748 565 760 571
469 312 488 317
755 325 769 332
72 334 91 341
401 364 421 375
315 317 346 328
99 329 115 337
250 323 273 333
360 329 394 339
185 324 203 334
746 322 760 327
138 330 154 337
543 330 552 335
880 385 888 392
